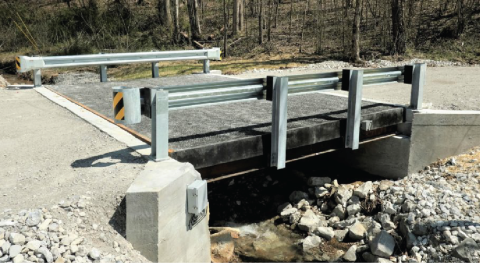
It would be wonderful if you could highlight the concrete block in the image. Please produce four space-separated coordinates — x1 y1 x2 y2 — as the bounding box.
408 110 480 173
126 160 211 263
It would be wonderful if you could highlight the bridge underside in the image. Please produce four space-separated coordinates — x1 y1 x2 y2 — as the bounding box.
49 75 405 177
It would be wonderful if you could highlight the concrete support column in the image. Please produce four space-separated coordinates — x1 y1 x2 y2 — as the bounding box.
33 69 42 87
100 65 108 82
126 160 211 262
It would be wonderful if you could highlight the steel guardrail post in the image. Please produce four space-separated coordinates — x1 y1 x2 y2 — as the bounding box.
268 76 288 169
152 62 160 78
100 65 108 82
410 63 426 110
345 70 364 150
203 59 210 74
151 89 169 161
33 69 42 87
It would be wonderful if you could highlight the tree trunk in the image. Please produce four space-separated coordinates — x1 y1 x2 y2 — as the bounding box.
267 0 273 41
456 0 465 37
258 0 263 44
351 0 361 62
391 0 406 55
188 0 202 40
224 0 228 57
234 0 240 34
173 0 180 42
158 0 172 27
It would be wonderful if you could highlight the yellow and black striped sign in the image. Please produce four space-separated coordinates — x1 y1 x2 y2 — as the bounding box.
15 57 21 71
113 91 125 121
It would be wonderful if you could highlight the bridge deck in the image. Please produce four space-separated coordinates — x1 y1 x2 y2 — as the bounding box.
49 74 405 174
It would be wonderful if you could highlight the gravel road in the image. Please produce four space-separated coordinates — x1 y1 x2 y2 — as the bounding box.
0 87 149 262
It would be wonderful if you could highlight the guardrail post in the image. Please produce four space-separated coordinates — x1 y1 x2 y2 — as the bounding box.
33 69 42 87
151 89 169 161
269 76 288 169
152 62 159 78
410 63 426 110
345 70 364 150
203 60 210 74
100 65 108 82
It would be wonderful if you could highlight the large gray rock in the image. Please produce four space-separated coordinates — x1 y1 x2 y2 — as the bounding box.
332 204 346 220
37 246 53 263
354 181 373 198
89 248 101 260
280 208 298 222
370 230 395 258
452 238 480 262
346 203 361 217
307 177 331 186
298 210 322 232
26 240 42 251
348 222 366 241
335 185 353 206
343 245 357 262
8 233 25 245
314 187 329 198
26 210 43 227
334 229 349 242
302 235 322 251
8 245 22 258
315 227 334 241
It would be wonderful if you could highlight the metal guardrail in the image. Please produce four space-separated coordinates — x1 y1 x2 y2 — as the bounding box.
112 64 426 166
16 48 221 87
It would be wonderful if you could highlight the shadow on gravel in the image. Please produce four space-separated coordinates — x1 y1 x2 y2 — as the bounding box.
109 196 127 237
71 148 148 168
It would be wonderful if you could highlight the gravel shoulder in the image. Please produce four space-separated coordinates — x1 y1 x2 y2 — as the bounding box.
0 87 149 262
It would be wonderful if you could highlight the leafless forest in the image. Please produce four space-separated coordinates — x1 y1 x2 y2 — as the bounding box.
0 0 479 62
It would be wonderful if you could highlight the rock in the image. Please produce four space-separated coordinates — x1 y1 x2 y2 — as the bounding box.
314 187 329 198
37 247 53 263
412 223 429 236
0 76 9 88
302 235 321 251
0 255 7 263
12 254 24 263
0 228 3 240
349 222 366 240
346 203 361 217
289 191 309 204
280 208 297 222
370 230 395 258
26 240 42 251
307 177 331 186
452 238 479 262
1 241 10 254
382 201 396 215
9 233 26 245
362 252 378 262
378 181 393 191
298 210 322 232
335 185 353 205
379 214 396 231
343 245 357 262
315 227 334 240
334 229 348 242
332 204 346 220
26 210 43 227
277 202 291 213
211 229 236 263
8 245 22 258
354 181 373 198
38 219 52 231
55 257 66 263
88 248 101 260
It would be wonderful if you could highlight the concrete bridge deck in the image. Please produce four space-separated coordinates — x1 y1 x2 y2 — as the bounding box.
48 74 405 176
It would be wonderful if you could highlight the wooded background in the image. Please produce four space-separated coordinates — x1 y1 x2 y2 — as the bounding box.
0 0 479 63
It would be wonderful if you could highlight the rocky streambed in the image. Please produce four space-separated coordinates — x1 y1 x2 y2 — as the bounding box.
210 147 480 262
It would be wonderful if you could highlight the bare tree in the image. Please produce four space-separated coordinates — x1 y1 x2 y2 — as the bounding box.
258 0 263 44
157 0 172 27
233 0 245 34
187 0 202 40
391 0 406 54
173 0 180 42
351 0 362 62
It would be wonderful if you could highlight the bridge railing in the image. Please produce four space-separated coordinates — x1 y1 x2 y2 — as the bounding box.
112 64 426 167
16 48 221 87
